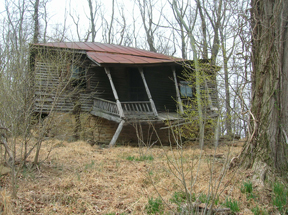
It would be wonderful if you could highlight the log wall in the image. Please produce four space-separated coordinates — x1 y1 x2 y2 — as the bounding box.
34 56 114 113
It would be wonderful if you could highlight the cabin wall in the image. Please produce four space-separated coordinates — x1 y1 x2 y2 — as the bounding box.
206 74 218 107
177 65 218 109
88 67 114 101
34 59 74 112
33 51 115 113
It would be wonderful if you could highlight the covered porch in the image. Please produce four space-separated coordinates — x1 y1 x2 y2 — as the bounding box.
89 66 185 146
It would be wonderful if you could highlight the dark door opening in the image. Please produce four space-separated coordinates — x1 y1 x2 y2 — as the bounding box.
129 68 148 101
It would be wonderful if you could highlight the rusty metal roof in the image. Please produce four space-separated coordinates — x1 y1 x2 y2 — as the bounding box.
35 42 184 65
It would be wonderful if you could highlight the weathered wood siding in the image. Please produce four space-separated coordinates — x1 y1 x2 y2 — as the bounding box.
88 67 114 101
206 74 218 108
34 54 113 113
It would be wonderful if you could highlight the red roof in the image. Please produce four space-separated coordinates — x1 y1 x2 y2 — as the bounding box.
35 42 183 65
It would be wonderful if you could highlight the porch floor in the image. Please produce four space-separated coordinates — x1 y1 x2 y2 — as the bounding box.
90 109 182 123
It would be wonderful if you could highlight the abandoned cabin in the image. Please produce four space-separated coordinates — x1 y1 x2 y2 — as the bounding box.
30 42 218 145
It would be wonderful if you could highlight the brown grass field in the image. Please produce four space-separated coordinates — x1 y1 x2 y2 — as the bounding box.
0 140 275 214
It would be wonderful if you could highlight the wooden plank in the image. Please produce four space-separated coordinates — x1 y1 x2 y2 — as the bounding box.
90 110 122 123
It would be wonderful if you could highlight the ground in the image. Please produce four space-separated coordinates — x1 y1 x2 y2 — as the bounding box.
0 139 282 214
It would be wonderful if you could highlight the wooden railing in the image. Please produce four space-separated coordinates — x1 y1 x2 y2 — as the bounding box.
121 101 154 115
93 98 119 115
93 98 155 117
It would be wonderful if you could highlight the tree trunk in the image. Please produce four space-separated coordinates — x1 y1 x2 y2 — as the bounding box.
242 0 288 175
220 31 232 136
33 0 40 44
88 0 96 42
196 0 208 59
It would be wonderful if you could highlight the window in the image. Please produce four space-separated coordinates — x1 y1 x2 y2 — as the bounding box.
71 65 86 88
180 81 193 97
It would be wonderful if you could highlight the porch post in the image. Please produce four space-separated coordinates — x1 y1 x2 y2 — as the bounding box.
172 66 184 114
104 67 125 118
109 119 125 147
138 67 158 117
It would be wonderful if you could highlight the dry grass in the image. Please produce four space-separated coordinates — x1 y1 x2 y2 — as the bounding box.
0 139 273 214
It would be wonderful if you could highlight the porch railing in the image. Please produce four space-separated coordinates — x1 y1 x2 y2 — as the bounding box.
93 98 119 115
93 98 155 117
121 101 154 115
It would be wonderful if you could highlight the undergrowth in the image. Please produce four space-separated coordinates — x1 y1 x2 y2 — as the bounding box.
145 197 164 214
126 155 154 161
273 182 288 214
170 191 196 212
251 205 268 215
240 181 256 200
222 198 240 214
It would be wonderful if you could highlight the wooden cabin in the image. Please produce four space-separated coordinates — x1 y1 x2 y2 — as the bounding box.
30 42 218 145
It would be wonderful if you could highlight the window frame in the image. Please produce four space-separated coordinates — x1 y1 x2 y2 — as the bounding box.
179 81 193 98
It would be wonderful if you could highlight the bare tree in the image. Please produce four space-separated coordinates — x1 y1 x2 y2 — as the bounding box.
100 0 115 44
0 0 76 197
135 0 162 52
172 0 206 148
218 1 238 137
70 10 82 41
195 0 208 59
169 0 190 59
87 0 101 42
32 0 40 43
108 0 115 44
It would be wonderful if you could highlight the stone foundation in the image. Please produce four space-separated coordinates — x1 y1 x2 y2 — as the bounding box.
35 113 174 145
